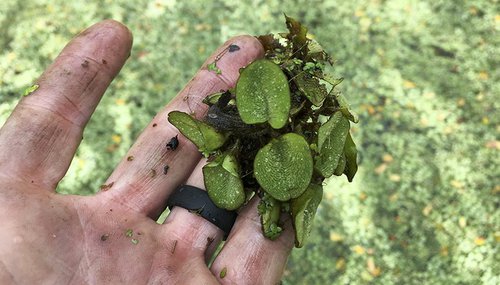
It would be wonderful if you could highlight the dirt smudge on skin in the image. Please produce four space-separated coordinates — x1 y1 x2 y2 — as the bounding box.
100 181 114 191
206 236 215 247
166 135 179 150
228 44 240 52
81 60 89 68
171 240 177 254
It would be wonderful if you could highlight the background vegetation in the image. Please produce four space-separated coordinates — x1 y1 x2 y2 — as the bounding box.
1 0 498 284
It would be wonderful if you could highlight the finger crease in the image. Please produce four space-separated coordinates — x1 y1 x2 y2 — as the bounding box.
0 259 17 284
22 103 83 129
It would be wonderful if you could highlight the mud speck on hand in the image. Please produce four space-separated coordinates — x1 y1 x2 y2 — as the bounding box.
166 135 179 150
171 240 178 254
100 182 114 191
81 60 89 68
206 236 215 247
228 44 240 52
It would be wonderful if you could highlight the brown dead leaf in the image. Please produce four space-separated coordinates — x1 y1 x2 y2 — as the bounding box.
450 180 464 189
485 140 499 150
374 163 387 174
367 257 381 277
474 236 486 246
329 232 344 242
389 174 401 182
382 154 393 163
403 80 416 88
422 204 433 216
353 245 365 254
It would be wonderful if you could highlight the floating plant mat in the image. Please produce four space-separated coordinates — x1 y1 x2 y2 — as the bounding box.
168 14 358 247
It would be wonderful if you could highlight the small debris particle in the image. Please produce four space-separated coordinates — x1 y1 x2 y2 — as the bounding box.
100 234 109 241
150 169 157 178
166 135 179 150
188 207 203 216
109 209 113 212
137 232 142 236
171 240 178 254
102 59 107 64
220 267 227 279
81 60 89 68
31 180 34 183
125 229 133 237
474 236 486 246
207 62 222 75
127 156 134 161
23 84 39 97
228 44 240 52
206 236 215 247
115 98 126 105
131 238 139 245
163 165 170 175
100 182 114 191
111 134 122 144
152 123 158 127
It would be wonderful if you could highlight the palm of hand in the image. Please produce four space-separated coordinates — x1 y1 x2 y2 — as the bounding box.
0 185 180 284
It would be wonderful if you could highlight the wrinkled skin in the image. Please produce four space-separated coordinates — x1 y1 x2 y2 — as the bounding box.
0 20 293 285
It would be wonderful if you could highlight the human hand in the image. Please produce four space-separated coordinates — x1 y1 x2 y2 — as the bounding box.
0 20 293 284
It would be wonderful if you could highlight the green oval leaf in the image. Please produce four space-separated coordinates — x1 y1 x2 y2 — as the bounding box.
203 153 245 210
254 133 313 201
236 59 291 129
337 93 359 123
315 112 350 177
334 154 346 176
294 73 327 106
257 193 283 240
168 111 226 156
343 132 358 182
291 183 323 248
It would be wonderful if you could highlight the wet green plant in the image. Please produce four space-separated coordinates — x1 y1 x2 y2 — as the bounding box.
168 15 358 247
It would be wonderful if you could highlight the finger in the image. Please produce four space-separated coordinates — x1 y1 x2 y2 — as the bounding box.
0 20 132 189
210 198 295 285
160 159 225 262
99 35 264 217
